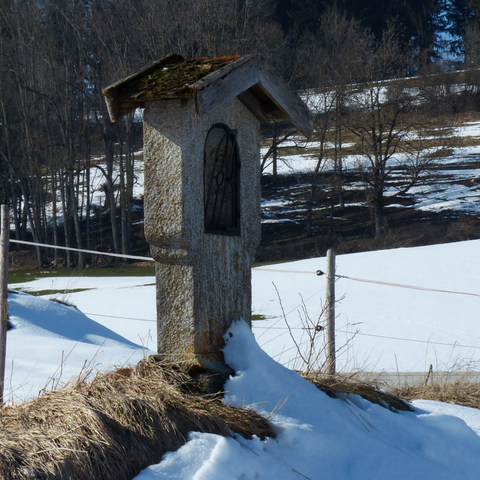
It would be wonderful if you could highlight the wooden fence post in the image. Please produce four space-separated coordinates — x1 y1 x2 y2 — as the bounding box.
0 204 9 403
325 248 336 375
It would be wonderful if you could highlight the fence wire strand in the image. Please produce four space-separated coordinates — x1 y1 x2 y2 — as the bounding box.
8 238 480 351
10 239 154 262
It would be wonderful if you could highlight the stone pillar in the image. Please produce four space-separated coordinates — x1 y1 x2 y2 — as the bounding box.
144 98 261 371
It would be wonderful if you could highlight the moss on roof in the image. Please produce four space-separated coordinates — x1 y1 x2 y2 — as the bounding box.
125 54 241 102
103 53 313 137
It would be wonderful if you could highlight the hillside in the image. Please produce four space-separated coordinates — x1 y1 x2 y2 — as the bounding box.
10 239 480 388
258 112 480 261
10 111 480 271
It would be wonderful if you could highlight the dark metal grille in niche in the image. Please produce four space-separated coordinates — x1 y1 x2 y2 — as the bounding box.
204 123 240 235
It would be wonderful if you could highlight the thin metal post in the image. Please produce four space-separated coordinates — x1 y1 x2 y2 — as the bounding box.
0 205 9 403
325 249 336 375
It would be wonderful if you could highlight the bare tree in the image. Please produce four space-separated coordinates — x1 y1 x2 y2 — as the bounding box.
295 9 371 237
0 0 290 266
346 25 441 241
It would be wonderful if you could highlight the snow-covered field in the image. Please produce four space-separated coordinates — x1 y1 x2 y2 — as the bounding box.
10 239 480 384
253 240 480 374
6 239 480 478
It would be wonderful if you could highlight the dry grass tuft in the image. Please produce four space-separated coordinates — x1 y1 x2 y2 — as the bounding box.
393 382 480 410
304 374 413 412
0 359 275 480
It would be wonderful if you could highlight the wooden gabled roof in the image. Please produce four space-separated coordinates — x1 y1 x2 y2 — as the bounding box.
102 53 313 137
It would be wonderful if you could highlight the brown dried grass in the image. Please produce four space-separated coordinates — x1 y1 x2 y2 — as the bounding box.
393 382 480 410
303 374 413 412
0 359 275 480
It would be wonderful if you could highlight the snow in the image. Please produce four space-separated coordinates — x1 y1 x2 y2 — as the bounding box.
260 121 480 220
8 240 480 378
252 240 480 373
6 289 148 402
6 239 480 478
135 320 480 479
14 275 157 347
452 121 480 138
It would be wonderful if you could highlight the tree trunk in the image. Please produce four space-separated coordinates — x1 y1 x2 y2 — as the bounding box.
104 130 121 258
68 171 85 267
306 119 328 238
19 183 43 267
272 122 278 183
334 98 345 210
85 149 91 250
51 169 59 267
124 115 136 255
8 173 20 248
60 173 72 267
119 143 128 259
373 190 385 241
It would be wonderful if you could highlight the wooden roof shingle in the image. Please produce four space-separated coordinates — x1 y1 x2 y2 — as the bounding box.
103 53 313 137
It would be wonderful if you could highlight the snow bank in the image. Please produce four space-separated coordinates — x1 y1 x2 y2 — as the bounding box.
5 291 147 402
135 320 480 479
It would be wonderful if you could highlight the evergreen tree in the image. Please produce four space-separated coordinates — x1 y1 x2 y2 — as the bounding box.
444 0 475 57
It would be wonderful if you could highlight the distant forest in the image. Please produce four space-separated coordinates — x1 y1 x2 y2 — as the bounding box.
1 0 480 266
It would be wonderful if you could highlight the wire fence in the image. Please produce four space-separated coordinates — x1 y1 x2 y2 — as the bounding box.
7 238 480 353
254 261 480 355
13 238 480 299
10 239 155 262
335 274 480 298
255 266 480 298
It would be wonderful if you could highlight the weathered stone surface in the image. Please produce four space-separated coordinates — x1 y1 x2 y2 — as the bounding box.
104 54 312 373
144 98 260 370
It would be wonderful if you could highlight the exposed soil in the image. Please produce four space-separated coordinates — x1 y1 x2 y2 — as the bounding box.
256 172 480 263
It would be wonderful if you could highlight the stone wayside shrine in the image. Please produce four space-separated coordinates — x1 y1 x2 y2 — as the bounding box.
103 53 312 372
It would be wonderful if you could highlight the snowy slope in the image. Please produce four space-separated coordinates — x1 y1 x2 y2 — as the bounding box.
252 239 480 373
135 321 480 480
5 290 148 402
9 240 480 386
6 240 480 478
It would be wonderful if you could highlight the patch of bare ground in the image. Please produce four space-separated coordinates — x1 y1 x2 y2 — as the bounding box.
257 109 480 262
258 206 480 262
0 359 274 480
